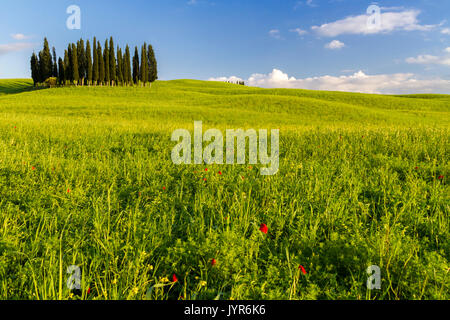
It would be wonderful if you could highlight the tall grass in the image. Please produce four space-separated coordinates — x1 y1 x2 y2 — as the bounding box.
0 79 448 300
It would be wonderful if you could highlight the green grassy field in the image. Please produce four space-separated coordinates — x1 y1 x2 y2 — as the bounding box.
0 78 448 300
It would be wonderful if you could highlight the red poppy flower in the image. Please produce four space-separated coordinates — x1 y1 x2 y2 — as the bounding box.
205 168 208 172
203 178 207 182
259 223 268 234
218 171 222 175
299 265 307 275
172 274 178 283
438 175 444 180
211 258 217 266
87 287 91 294
31 166 36 170
163 187 166 190
67 188 71 193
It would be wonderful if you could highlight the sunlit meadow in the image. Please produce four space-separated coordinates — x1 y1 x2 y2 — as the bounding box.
0 79 448 300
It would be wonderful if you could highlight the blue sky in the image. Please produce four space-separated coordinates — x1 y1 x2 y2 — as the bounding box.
1 0 449 93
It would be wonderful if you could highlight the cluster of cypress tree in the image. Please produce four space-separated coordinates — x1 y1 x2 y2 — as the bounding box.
30 37 157 87
226 80 245 86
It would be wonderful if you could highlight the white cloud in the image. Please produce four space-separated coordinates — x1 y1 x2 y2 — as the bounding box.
269 29 282 39
405 55 449 65
0 42 35 56
312 9 436 37
406 48 450 66
11 33 30 40
210 69 450 94
294 0 317 10
442 28 450 35
325 40 345 50
379 6 405 11
208 76 244 83
290 28 308 36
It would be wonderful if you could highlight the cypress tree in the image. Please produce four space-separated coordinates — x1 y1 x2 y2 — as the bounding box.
76 40 81 84
72 43 79 85
98 41 105 86
147 44 158 85
140 44 148 86
125 45 132 85
68 45 73 83
92 37 98 86
132 46 139 85
30 52 39 86
39 38 52 81
46 39 53 79
38 51 45 83
86 40 93 86
109 37 116 86
58 57 65 85
122 45 127 85
117 47 123 85
64 48 71 85
104 40 110 85
77 39 86 86
70 43 76 83
52 47 58 77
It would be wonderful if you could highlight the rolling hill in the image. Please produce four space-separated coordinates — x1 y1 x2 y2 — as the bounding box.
0 79 448 300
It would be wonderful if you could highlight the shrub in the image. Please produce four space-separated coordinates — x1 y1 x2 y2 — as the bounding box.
44 77 58 88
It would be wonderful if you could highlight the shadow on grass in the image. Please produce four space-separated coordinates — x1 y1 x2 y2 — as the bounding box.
0 79 49 95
